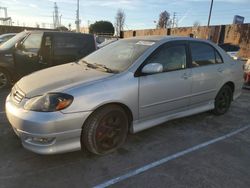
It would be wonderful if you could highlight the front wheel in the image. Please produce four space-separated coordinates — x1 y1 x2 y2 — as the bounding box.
0 68 11 89
82 105 129 155
213 85 233 115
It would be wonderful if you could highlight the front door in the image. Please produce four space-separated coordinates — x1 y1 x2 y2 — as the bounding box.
14 32 44 78
139 42 192 119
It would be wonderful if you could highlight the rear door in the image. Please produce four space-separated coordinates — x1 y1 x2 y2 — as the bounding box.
189 41 225 106
52 33 87 65
138 41 192 119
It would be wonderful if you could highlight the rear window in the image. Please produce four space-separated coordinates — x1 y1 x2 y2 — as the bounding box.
53 34 95 57
54 35 82 48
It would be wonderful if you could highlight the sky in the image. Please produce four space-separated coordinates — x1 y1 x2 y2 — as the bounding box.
0 0 250 30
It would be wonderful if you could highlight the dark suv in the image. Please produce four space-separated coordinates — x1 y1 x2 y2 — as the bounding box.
0 30 96 89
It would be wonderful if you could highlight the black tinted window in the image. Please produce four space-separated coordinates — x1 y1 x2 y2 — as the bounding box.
54 35 81 48
190 42 217 67
53 34 95 57
146 44 186 72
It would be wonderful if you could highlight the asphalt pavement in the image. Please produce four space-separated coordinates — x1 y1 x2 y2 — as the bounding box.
0 88 250 188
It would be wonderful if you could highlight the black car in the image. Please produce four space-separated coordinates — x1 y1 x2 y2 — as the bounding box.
218 43 240 60
0 33 16 45
0 30 96 89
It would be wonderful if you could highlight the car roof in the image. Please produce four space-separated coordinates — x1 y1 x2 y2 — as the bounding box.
125 35 212 43
25 30 93 36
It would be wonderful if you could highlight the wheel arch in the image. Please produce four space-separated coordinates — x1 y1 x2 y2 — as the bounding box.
223 81 235 95
217 81 235 102
80 102 133 153
82 102 134 129
0 66 13 81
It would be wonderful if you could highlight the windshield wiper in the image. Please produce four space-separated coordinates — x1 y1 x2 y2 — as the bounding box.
79 60 118 73
92 63 118 73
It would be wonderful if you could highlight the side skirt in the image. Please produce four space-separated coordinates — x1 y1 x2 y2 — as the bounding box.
131 103 214 133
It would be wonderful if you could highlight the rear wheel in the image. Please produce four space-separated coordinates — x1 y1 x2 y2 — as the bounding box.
0 68 11 89
82 105 129 155
213 85 233 115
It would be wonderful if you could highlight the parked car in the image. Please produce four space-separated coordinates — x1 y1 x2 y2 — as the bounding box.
219 43 240 60
0 33 16 45
0 30 96 89
243 59 250 89
97 38 119 49
6 36 243 155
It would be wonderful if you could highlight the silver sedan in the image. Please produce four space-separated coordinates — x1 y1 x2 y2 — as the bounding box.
5 36 243 155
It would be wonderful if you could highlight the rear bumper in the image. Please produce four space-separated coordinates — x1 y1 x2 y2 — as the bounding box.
5 94 92 154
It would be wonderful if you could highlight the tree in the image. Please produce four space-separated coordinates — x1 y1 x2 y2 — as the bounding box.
193 21 201 27
157 11 170 29
115 9 125 36
89 21 114 35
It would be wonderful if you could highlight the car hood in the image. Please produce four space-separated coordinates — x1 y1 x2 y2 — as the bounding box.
0 48 10 55
16 62 113 98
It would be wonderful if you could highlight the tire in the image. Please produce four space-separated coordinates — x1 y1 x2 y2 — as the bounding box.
213 85 233 115
0 68 11 89
82 105 129 155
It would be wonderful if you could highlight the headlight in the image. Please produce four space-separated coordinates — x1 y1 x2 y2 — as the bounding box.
24 93 73 112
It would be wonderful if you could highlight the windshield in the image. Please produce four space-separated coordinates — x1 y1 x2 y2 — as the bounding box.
82 39 155 72
0 31 28 50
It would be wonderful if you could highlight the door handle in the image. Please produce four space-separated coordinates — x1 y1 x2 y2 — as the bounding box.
181 73 192 80
38 56 47 65
217 67 224 73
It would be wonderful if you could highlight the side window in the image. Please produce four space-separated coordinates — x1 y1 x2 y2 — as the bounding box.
145 44 187 72
190 42 222 67
81 35 95 56
54 35 81 48
44 36 52 47
22 33 43 53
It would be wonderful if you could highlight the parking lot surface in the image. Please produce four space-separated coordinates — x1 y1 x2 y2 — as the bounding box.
0 89 250 188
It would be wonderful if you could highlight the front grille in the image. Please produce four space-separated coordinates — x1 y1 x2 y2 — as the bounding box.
11 87 25 104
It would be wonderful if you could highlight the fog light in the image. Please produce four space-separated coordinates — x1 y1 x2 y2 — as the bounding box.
25 136 56 145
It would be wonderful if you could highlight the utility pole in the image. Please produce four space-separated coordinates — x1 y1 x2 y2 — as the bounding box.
0 7 12 25
207 0 214 40
60 14 62 26
53 2 60 29
207 0 214 27
172 12 177 28
75 0 81 32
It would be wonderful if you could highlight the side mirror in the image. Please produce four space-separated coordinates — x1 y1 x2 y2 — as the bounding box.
14 42 22 50
141 63 163 74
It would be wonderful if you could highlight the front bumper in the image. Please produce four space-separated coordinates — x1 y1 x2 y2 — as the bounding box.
5 94 92 154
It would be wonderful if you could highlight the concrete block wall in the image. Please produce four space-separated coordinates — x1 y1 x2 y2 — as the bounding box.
122 24 250 58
